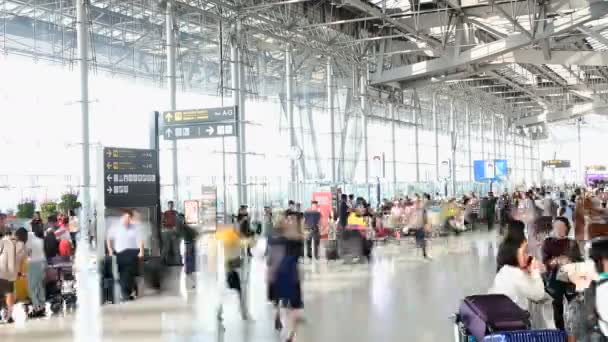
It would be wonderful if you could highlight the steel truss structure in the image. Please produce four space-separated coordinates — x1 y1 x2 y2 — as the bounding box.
2 0 578 190
5 0 608 133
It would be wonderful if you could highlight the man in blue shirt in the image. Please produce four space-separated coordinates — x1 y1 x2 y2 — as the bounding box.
304 201 321 259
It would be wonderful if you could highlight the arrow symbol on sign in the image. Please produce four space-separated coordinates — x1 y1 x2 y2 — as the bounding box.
165 128 173 138
106 149 112 157
206 126 215 135
106 175 112 182
106 162 112 169
106 187 113 194
165 112 173 122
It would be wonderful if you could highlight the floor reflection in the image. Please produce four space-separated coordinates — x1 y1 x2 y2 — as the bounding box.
0 231 500 342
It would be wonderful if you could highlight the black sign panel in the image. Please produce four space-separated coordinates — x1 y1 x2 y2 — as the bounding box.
103 147 159 208
163 106 237 126
542 160 571 168
163 122 237 140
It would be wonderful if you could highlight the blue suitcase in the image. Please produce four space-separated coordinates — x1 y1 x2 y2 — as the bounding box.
483 330 566 342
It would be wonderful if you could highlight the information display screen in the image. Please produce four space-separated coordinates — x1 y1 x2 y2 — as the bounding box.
103 147 159 208
474 159 508 182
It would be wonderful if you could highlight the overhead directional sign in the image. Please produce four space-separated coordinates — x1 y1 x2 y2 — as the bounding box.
163 106 237 125
542 160 571 168
163 122 237 140
103 147 159 208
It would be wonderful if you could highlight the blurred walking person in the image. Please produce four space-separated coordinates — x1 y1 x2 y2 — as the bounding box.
0 228 26 323
161 201 181 265
106 209 144 301
216 224 249 321
411 198 430 259
304 201 321 260
26 224 46 318
68 210 79 250
268 213 305 342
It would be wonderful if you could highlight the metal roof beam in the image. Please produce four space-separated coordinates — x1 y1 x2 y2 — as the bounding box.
341 0 442 51
513 101 608 125
488 70 553 110
370 2 608 85
396 0 594 32
489 49 608 67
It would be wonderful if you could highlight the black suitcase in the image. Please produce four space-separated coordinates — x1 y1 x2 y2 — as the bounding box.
142 256 164 290
99 256 117 304
102 278 115 304
326 240 339 261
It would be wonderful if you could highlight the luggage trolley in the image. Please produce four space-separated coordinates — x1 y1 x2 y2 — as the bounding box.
452 294 566 342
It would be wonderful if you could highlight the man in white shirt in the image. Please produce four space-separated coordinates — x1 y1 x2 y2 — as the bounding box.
106 209 144 301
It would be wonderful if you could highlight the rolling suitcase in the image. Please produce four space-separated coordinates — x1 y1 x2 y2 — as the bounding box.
142 256 163 290
15 260 29 302
458 294 530 342
341 229 363 263
483 330 566 342
325 240 338 261
100 255 118 304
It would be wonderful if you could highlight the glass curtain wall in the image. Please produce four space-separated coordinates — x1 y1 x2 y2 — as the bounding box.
1 54 543 213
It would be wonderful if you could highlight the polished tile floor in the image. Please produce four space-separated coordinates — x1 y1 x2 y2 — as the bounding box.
0 231 500 342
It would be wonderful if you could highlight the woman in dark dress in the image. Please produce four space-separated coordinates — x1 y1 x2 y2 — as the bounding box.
267 212 304 342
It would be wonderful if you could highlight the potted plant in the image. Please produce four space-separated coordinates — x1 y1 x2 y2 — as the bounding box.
16 200 36 219
40 201 58 222
58 192 81 215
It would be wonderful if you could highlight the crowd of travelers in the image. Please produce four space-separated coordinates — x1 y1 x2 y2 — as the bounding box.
0 183 606 342
455 184 608 341
0 210 79 323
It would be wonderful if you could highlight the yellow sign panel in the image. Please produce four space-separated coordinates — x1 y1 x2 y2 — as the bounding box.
172 110 209 122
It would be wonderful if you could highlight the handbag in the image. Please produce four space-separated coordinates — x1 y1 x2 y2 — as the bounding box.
529 294 556 330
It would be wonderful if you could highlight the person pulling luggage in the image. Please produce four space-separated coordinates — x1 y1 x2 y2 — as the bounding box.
106 209 144 301
177 214 198 289
303 201 321 260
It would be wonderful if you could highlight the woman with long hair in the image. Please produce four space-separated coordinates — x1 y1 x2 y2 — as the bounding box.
491 231 545 310
268 212 305 342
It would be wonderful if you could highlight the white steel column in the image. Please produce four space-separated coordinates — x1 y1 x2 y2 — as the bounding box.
502 116 507 161
433 92 439 181
166 0 178 203
361 68 370 199
577 118 583 185
522 135 527 184
77 0 90 239
450 100 457 196
513 130 518 181
491 114 496 160
414 106 420 182
466 103 472 182
529 139 534 185
231 23 242 205
238 19 247 204
479 111 485 160
327 57 336 184
286 46 296 200
75 1 101 341
390 101 397 192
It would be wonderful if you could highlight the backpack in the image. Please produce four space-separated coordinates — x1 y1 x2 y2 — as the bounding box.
0 238 16 276
586 279 608 340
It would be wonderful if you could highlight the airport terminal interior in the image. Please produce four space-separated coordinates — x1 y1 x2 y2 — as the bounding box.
2 0 608 341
